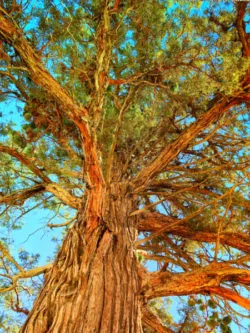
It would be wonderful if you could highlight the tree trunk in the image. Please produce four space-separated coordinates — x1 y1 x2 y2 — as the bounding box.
20 183 143 333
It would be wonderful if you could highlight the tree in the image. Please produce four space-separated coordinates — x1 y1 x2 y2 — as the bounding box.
0 0 249 332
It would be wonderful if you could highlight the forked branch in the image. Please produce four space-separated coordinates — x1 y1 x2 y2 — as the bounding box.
132 95 248 192
132 3 250 192
0 145 82 208
0 264 52 293
0 12 103 190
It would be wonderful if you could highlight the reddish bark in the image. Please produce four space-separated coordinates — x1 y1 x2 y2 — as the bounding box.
0 15 103 195
236 3 250 58
139 212 250 253
20 184 143 333
132 98 242 192
205 286 250 310
142 264 250 309
108 78 128 85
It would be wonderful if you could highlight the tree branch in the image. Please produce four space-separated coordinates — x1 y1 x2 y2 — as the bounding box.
136 184 239 247
205 286 250 310
0 70 28 100
105 87 137 183
133 94 249 191
0 12 88 123
142 263 250 309
0 184 45 205
47 215 77 228
89 3 112 127
0 264 52 293
0 145 82 208
0 242 24 272
139 212 250 253
0 144 50 182
236 3 250 58
0 13 104 192
45 183 81 209
145 180 250 209
0 183 81 209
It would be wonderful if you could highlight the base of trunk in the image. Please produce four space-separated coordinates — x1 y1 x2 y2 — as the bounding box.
21 185 143 332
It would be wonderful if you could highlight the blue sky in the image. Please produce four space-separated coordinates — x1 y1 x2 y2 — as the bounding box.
0 1 249 331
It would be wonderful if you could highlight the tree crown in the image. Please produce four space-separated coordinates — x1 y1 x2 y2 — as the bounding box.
0 1 249 331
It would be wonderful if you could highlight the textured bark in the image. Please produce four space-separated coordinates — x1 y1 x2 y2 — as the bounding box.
139 212 250 253
142 264 250 309
21 183 143 333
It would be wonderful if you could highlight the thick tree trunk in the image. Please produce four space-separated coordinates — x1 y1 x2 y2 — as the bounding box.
21 183 143 332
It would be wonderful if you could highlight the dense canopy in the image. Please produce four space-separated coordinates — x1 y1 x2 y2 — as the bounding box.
0 1 249 332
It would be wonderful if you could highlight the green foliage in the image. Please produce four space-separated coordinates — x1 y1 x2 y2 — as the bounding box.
0 0 249 331
208 299 217 309
149 298 173 327
179 297 235 333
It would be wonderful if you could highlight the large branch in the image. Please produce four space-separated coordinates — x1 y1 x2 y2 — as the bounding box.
0 11 87 123
205 286 250 310
0 184 45 205
132 2 250 193
132 94 248 191
0 183 81 209
0 13 106 233
136 185 240 247
0 145 81 208
236 3 250 58
142 263 250 310
171 228 249 254
0 12 103 190
139 212 250 253
142 180 250 211
45 183 81 209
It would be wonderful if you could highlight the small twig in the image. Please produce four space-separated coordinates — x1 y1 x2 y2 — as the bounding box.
47 215 77 228
0 242 24 272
